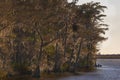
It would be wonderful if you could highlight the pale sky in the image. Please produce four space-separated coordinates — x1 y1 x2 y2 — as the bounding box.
68 0 120 54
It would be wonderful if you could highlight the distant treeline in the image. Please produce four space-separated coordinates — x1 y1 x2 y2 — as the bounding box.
97 55 120 59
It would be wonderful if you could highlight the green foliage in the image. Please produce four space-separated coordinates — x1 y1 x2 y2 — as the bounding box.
0 69 7 79
61 63 69 72
11 62 31 74
44 45 55 56
66 47 73 54
26 36 35 41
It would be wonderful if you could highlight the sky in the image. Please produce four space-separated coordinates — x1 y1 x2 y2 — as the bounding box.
68 0 120 54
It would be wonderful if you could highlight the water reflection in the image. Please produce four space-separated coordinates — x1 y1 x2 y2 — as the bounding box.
58 59 120 80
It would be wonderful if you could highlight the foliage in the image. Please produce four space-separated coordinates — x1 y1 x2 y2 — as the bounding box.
0 69 7 80
0 0 108 78
11 62 31 75
44 45 55 56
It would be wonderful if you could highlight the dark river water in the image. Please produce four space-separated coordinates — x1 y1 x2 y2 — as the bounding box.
58 59 120 80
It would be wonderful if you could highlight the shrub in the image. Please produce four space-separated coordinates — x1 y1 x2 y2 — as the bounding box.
0 69 7 80
11 62 31 75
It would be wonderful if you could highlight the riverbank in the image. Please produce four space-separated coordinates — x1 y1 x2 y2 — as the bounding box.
3 59 120 80
58 59 120 80
6 68 96 80
6 72 80 80
0 72 80 80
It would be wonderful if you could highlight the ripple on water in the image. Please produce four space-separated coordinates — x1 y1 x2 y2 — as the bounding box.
58 59 120 80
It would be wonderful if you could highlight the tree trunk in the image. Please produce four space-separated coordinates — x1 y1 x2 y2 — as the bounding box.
53 43 60 72
63 36 67 57
74 38 83 71
86 42 92 69
63 21 68 57
32 65 40 78
33 32 43 78
68 49 74 72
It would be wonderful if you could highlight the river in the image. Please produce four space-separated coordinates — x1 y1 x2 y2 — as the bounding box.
58 59 120 80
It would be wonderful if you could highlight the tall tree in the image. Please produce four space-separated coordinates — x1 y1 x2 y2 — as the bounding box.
75 1 108 68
